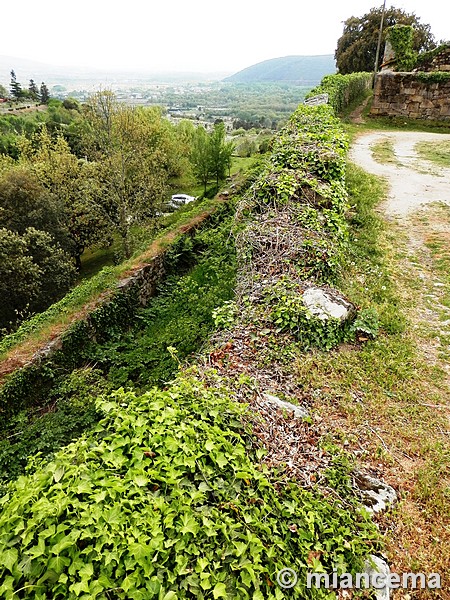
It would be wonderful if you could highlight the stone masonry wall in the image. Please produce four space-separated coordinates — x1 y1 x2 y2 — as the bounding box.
418 47 450 72
370 72 450 121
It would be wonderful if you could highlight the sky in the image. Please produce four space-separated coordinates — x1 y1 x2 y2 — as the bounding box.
1 0 449 74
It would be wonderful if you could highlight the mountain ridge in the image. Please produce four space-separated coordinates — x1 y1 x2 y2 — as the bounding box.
224 54 336 84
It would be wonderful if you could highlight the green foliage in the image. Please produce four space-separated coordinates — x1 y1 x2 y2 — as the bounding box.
388 25 417 71
350 308 379 338
0 368 106 491
0 227 75 330
268 283 350 351
39 82 50 104
0 203 236 466
0 374 380 599
9 70 22 101
212 301 238 330
85 212 237 389
307 73 372 115
190 122 234 192
415 42 450 69
335 6 436 74
0 164 69 248
83 92 188 258
413 71 450 84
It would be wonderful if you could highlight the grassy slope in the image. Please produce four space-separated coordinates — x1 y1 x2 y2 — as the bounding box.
0 195 227 375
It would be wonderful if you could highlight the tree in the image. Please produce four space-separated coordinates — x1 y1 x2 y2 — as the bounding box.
0 165 68 249
40 82 50 104
208 122 234 187
335 6 436 74
82 91 185 258
0 84 8 99
0 227 75 330
10 70 22 100
16 128 110 269
190 126 211 193
28 79 40 101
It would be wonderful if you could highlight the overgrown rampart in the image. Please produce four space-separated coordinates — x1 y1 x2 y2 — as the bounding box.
306 72 372 114
0 103 383 599
0 200 231 430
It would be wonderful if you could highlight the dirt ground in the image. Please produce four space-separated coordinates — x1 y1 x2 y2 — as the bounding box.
349 130 450 217
349 129 450 597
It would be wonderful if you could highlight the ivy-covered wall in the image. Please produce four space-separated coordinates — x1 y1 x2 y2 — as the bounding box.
370 71 450 120
0 212 224 429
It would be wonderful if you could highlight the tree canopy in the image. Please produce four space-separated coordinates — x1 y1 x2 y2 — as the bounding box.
335 6 436 74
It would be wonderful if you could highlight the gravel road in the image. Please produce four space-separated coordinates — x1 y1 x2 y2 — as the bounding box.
348 130 450 217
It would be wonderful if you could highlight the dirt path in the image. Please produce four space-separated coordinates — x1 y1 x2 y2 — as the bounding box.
348 129 450 595
350 129 450 374
349 130 450 216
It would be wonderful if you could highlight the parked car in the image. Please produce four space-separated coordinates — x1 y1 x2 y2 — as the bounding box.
169 193 196 208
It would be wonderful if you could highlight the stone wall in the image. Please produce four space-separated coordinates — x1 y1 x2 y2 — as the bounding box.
370 72 450 120
417 46 450 72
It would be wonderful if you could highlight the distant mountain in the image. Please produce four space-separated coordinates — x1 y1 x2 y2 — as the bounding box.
224 55 336 85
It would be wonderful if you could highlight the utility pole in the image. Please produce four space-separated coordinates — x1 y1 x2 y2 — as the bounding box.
373 0 387 87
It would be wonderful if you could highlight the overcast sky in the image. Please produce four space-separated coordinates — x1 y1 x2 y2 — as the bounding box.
2 0 449 74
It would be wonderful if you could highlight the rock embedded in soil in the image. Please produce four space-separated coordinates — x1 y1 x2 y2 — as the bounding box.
302 286 356 322
263 393 308 419
354 471 397 514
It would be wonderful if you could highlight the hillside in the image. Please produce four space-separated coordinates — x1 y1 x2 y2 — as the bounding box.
1 74 450 596
224 54 336 84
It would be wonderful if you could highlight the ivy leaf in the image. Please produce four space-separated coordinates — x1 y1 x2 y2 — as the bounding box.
2 548 18 573
53 466 65 483
133 474 148 487
213 582 228 598
180 513 199 536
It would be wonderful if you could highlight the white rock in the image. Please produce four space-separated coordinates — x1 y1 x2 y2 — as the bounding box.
263 393 308 418
354 472 397 514
302 287 355 321
364 555 391 600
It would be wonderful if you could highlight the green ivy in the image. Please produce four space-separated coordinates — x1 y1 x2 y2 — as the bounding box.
0 374 380 599
413 71 450 84
306 73 373 115
387 25 417 72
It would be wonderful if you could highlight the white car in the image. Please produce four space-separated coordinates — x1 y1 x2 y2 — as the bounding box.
170 193 196 208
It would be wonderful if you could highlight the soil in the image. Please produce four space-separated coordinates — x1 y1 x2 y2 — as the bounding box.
349 130 450 217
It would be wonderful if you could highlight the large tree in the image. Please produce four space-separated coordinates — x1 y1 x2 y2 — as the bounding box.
208 122 234 187
190 126 211 193
190 123 234 192
40 82 50 104
82 91 185 257
17 127 111 269
0 165 68 249
9 70 22 100
335 6 436 74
